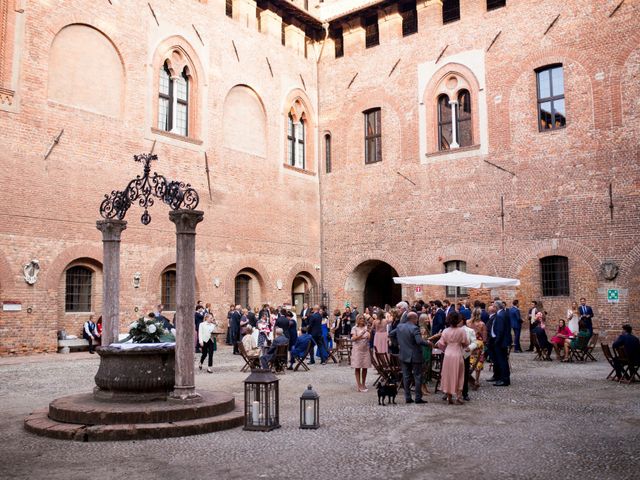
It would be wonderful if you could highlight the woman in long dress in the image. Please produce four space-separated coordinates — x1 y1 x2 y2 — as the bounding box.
567 301 580 334
350 314 372 392
372 312 389 354
436 312 469 405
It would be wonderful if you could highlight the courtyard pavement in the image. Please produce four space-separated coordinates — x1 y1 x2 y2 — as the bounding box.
0 346 638 480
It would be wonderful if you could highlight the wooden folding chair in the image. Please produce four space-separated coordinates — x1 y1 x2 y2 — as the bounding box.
600 343 617 380
336 337 352 364
531 334 544 361
585 333 599 361
269 344 289 374
614 346 640 384
568 335 590 362
430 352 443 393
293 341 313 372
238 342 260 372
370 348 387 386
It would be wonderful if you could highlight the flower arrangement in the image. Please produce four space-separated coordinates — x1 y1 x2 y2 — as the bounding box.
121 316 175 343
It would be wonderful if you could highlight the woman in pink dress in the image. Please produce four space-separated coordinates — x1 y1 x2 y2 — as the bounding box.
351 314 372 392
551 319 573 360
372 312 389 354
436 312 469 405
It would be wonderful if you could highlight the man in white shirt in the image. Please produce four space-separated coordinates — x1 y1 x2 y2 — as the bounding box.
526 300 538 352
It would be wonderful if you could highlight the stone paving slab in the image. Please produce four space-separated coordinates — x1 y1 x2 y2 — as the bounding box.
1 346 639 479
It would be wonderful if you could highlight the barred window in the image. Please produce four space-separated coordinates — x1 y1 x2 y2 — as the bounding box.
540 256 569 297
365 15 379 48
536 65 566 131
65 266 92 312
364 108 382 164
444 260 468 297
442 0 460 24
161 270 177 311
400 1 418 36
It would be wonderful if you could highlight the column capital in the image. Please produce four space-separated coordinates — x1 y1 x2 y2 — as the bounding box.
169 209 204 234
96 219 127 241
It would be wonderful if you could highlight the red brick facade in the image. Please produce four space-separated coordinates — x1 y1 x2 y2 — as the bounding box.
0 0 638 354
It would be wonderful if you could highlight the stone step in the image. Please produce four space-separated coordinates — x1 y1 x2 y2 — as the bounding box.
24 403 245 441
48 390 236 425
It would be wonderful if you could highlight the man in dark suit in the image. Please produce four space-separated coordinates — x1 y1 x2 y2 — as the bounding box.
443 299 455 319
396 301 409 323
432 300 446 334
194 305 205 353
230 305 242 354
526 300 539 351
276 309 290 339
287 327 314 370
509 300 523 352
579 297 594 336
612 324 640 379
485 305 497 379
260 328 289 369
491 301 512 386
389 311 430 404
307 305 328 364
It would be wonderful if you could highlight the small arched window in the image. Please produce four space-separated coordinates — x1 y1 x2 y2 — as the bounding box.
161 269 177 311
288 113 306 169
324 133 332 173
157 61 190 136
457 89 472 147
438 94 452 151
65 266 93 312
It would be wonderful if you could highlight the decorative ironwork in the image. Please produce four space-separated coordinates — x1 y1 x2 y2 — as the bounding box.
100 153 199 225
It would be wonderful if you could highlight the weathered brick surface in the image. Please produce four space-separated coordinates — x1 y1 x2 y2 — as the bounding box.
1 0 639 354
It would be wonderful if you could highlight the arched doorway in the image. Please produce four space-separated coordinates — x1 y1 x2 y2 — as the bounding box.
346 260 402 309
290 271 317 313
233 268 264 309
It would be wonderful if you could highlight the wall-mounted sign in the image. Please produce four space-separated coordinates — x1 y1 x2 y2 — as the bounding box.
2 301 22 312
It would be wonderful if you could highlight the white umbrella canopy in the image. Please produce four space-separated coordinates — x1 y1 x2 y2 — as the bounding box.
393 270 520 289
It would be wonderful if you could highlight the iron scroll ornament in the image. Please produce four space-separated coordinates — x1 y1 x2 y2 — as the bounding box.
99 153 199 225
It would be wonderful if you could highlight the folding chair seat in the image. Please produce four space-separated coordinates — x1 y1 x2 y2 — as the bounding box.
600 343 617 380
238 342 260 372
293 341 313 372
585 333 599 361
269 344 289 374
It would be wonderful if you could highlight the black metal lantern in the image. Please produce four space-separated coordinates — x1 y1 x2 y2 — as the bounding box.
299 384 320 429
243 369 280 431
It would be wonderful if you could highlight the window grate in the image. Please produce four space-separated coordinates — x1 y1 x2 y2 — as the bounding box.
161 270 177 311
540 256 570 297
65 266 92 312
442 0 460 24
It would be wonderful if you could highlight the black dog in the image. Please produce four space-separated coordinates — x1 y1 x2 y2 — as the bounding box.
377 381 398 406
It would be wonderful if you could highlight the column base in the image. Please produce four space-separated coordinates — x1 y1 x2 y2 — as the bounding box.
168 387 202 404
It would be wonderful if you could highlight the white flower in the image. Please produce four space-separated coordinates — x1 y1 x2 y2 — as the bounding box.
129 322 138 329
147 324 157 334
170 328 176 336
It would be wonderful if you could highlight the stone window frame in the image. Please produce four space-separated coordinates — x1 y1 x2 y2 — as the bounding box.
423 63 482 158
282 91 316 175
150 37 203 144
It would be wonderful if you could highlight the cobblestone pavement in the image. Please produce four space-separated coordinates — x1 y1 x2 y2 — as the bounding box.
0 346 638 480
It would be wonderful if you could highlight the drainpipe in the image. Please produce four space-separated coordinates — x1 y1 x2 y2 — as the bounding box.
316 22 329 307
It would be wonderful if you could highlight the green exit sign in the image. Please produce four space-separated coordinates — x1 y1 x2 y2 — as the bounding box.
607 289 619 303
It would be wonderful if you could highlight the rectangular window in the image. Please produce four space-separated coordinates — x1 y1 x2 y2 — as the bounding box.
400 1 418 36
444 260 468 297
325 134 332 173
540 256 570 296
442 0 460 24
161 271 177 311
226 0 233 18
65 266 92 312
364 108 382 164
333 28 344 58
365 15 379 48
282 22 286 46
487 0 506 11
536 65 566 131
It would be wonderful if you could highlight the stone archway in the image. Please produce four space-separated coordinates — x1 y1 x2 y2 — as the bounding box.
290 271 318 313
346 260 402 310
233 267 265 309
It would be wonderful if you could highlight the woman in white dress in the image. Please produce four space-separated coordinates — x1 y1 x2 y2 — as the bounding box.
567 301 580 334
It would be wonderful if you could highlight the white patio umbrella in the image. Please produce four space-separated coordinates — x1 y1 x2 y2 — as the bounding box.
393 270 520 302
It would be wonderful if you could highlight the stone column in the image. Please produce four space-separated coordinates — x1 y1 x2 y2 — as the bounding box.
169 209 204 402
96 219 127 346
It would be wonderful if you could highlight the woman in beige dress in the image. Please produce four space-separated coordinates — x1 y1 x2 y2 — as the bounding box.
351 314 372 392
436 312 469 405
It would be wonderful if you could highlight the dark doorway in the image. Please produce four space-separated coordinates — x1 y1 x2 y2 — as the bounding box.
364 262 401 308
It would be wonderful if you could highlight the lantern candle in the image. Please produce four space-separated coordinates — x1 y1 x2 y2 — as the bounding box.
252 401 259 424
304 403 313 425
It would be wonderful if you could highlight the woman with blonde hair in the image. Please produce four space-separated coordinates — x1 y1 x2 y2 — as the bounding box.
351 314 372 392
468 307 487 389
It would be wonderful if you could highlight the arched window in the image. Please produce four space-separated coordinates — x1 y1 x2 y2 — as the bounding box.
444 260 467 297
540 256 569 296
438 95 453 151
161 269 177 311
157 62 189 136
364 108 382 164
65 266 93 312
457 89 472 147
324 133 332 173
536 65 565 131
288 113 306 169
